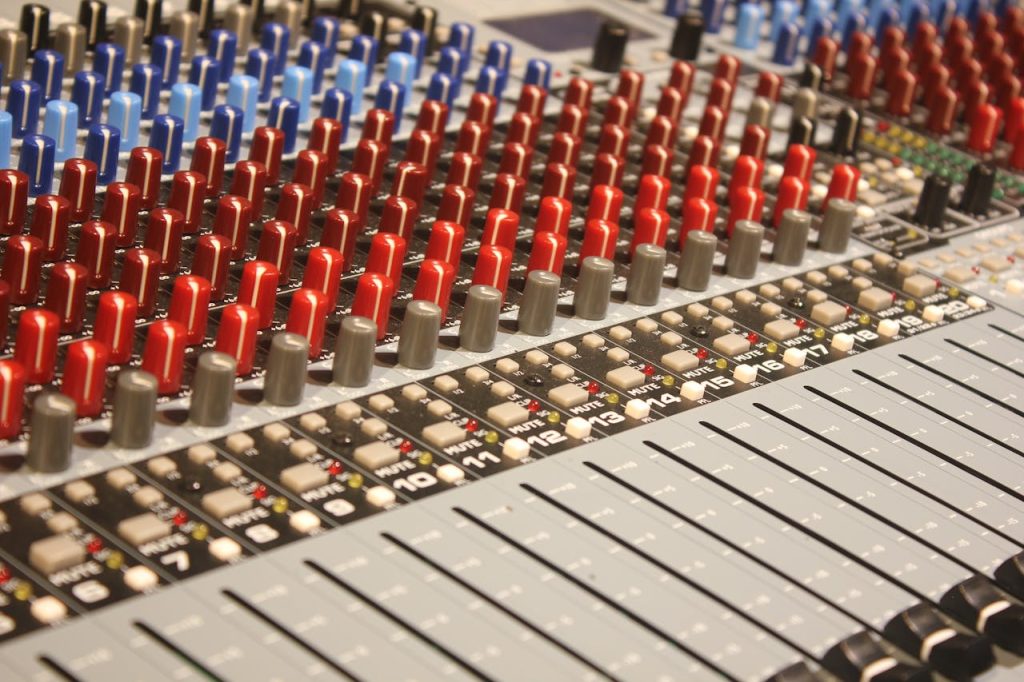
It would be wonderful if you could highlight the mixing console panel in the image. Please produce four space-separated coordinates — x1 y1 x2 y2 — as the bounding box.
0 0 1023 680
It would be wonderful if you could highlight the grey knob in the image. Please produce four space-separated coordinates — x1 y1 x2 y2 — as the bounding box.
113 16 143 66
745 96 773 129
169 11 199 60
773 209 811 265
398 301 441 370
275 1 304 48
189 351 236 427
224 5 254 52
818 199 855 253
460 285 502 352
110 370 158 449
264 332 309 406
0 29 28 83
725 221 764 279
332 315 377 387
575 256 614 320
791 87 817 121
26 393 75 473
627 244 666 306
677 230 718 291
518 270 561 336
54 23 86 75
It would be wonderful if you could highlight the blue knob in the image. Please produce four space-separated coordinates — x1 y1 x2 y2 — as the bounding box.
189 55 220 111
475 65 505 99
0 113 11 169
7 80 42 138
43 100 79 162
208 29 237 83
842 12 868 50
335 59 366 114
84 124 120 185
321 88 352 141
907 1 931 38
31 50 64 102
20 134 55 195
150 114 184 174
245 48 276 103
836 0 862 32
151 35 182 90
283 65 313 123
130 63 162 120
447 22 475 68
664 0 688 17
806 17 833 57
399 29 426 78
426 72 458 108
484 40 512 72
772 1 799 42
374 80 406 132
934 0 957 29
108 91 141 149
267 97 299 154
386 52 416 91
876 4 900 35
805 0 830 32
867 0 890 28
349 36 377 86
311 16 340 54
261 22 290 76
298 40 328 94
702 0 727 33
93 43 124 95
437 46 465 80
735 3 763 49
211 104 243 163
72 71 105 129
227 74 259 133
169 82 202 141
773 22 800 65
524 59 552 90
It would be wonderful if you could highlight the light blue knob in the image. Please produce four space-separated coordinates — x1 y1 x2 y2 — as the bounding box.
336 59 366 114
283 65 313 123
43 100 79 162
108 91 141 149
0 112 11 169
170 82 202 142
227 75 259 133
386 52 416 91
735 3 764 50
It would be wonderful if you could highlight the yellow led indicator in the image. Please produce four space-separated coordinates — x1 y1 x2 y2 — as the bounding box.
766 342 779 354
606 393 620 404
949 287 960 298
484 430 499 444
105 551 124 570
272 498 289 514
662 375 676 386
418 452 433 466
813 328 827 339
348 473 364 489
13 583 32 601
858 313 871 325
904 300 916 311
192 524 209 541
715 358 728 370
547 412 561 424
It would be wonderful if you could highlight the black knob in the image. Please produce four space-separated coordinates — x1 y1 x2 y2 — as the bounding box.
995 552 1024 601
337 0 362 19
913 175 951 228
188 0 215 36
78 0 107 48
800 63 823 90
884 604 994 681
20 4 49 52
787 115 816 148
960 163 996 215
411 6 439 54
670 11 703 60
591 20 628 73
134 0 161 40
823 631 929 682
359 10 386 44
831 107 862 156
241 0 265 23
765 662 817 682
941 576 1024 656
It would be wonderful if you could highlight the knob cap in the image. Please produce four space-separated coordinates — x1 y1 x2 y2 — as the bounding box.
263 332 309 406
398 301 442 369
591 20 628 73
332 315 376 387
960 163 996 215
677 230 718 291
460 285 502 352
189 351 236 427
773 209 811 265
670 11 703 60
110 370 158 449
884 604 994 680
575 256 615 320
627 244 666 306
26 393 75 472
517 270 561 336
913 175 951 228
818 199 856 253
726 220 764 278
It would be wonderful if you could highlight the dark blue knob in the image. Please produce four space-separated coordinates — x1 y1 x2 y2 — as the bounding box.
475 65 505 99
208 29 237 83
806 17 833 57
484 40 512 72
72 71 105 129
260 22 290 76
841 13 867 52
298 40 328 94
447 22 474 68
130 63 162 119
437 46 465 80
320 88 351 142
211 104 243 163
426 72 458 107
701 0 727 33
188 55 220 110
93 43 124 95
906 1 930 39
664 0 688 17
349 35 378 85
773 22 799 65
772 1 799 41
399 29 426 78
524 58 552 90
19 133 54 196
7 80 42 138
374 80 406 132
311 16 339 60
151 35 181 90
267 97 299 154
84 123 120 184
150 114 184 174
31 49 64 101
245 48 276 103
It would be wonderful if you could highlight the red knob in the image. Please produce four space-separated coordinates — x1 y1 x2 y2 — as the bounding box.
308 117 343 171
466 93 498 127
640 144 674 177
213 194 253 259
61 339 109 416
728 155 765 196
635 175 670 214
351 272 394 340
714 54 740 85
507 111 541 147
683 164 720 205
536 196 571 237
0 281 8 349
782 144 816 185
100 182 142 247
755 71 782 102
540 163 575 200
645 114 676 149
681 198 718 239
669 61 695 94
773 176 808 225
231 160 268 217
632 208 670 253
0 170 28 235
320 208 361 270
276 182 314 244
846 53 877 100
656 86 687 124
31 194 71 260
168 170 207 234
482 208 520 252
257 219 298 278
415 99 448 135
813 36 839 82
489 173 526 212
921 63 950 107
391 160 428 209
698 104 727 143
125 147 163 209
404 129 442 176
379 195 418 240
687 134 717 171
1006 97 1024 142
565 77 593 109
167 274 212 344
886 68 917 117
601 95 632 129
45 263 88 332
706 77 734 117
14 309 60 382
301 246 343 311
141 320 188 394
824 164 861 209
192 234 232 300
237 260 280 328
587 185 624 223
361 108 395 147
591 154 625 188
471 245 513 301
191 136 226 197
455 119 490 157
424 220 465 270
548 132 582 166
352 139 387 192
739 124 770 160
580 219 619 261
516 84 546 118
58 159 97 222
215 303 259 374
144 208 185 274
286 288 329 357
726 186 765 236
527 232 567 276
498 142 533 178
556 104 587 137
293 149 328 206
249 126 284 183
597 124 629 157
437 184 476 226
412 258 456 319
0 360 25 440
93 291 138 363
365 232 408 285
335 171 372 223
446 152 482 192
1 235 44 304
76 220 117 288
616 68 644 108
926 86 957 134
119 247 161 316
967 103 1001 153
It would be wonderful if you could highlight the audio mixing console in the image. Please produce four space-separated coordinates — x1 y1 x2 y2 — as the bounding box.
0 0 1024 680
